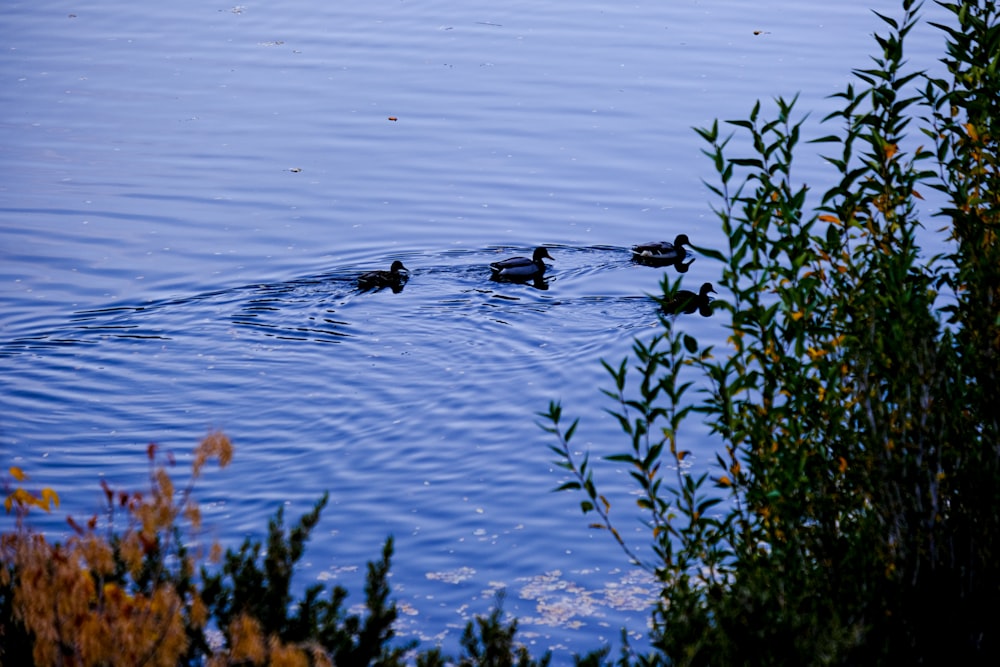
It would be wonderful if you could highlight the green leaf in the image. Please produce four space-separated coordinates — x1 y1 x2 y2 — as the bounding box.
564 418 578 443
730 158 765 169
871 10 898 30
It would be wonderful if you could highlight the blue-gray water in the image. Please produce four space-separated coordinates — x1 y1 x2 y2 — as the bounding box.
1 0 954 657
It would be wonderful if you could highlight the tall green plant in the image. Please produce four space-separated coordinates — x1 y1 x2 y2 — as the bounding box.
198 495 412 666
544 1 999 664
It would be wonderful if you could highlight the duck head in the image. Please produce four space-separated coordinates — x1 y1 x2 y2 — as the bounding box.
533 247 554 262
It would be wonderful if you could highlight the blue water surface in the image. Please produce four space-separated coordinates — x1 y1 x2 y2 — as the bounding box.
1 0 955 657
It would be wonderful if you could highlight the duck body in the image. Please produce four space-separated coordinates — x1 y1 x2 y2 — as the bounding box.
358 260 409 292
662 282 716 317
490 247 553 281
632 234 692 266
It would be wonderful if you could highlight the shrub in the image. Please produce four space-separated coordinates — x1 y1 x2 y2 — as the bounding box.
2 437 585 665
543 1 999 664
1 435 232 667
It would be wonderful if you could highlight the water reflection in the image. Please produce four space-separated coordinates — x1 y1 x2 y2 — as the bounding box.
0 245 716 359
1 244 719 656
488 273 550 291
632 254 695 273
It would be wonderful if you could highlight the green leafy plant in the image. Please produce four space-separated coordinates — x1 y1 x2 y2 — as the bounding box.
198 493 411 666
544 1 999 664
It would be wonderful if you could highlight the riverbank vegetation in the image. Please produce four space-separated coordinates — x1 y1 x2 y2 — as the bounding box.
546 0 999 663
2 436 566 666
3 0 998 664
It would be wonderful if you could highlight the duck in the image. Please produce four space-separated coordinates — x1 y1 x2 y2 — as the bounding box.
489 247 553 281
632 234 692 266
662 282 715 317
357 260 409 292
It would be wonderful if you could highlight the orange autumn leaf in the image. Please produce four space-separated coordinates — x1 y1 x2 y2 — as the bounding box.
41 488 60 511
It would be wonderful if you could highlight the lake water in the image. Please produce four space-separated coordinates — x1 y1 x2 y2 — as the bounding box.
1 0 955 658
